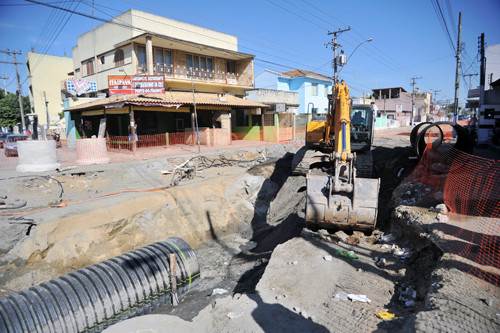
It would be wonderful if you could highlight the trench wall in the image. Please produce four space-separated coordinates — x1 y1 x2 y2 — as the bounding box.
3 173 266 293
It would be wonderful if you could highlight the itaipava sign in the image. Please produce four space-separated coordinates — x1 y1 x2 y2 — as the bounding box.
108 75 165 95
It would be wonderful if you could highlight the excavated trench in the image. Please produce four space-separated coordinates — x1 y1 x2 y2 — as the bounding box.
0 144 445 331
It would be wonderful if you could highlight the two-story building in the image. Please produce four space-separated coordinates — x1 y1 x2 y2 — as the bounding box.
372 87 431 126
65 9 265 145
255 69 333 114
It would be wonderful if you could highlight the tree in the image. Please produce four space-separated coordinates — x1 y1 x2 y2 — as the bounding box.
445 103 462 115
0 90 31 128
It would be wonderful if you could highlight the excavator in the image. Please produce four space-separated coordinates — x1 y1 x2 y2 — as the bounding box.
294 81 380 231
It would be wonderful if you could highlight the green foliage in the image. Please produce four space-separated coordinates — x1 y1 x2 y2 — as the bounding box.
0 91 31 128
444 102 462 115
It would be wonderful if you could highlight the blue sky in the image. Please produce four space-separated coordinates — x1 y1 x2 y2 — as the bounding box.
0 0 499 107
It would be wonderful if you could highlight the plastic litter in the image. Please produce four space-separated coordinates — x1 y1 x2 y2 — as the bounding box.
335 249 358 260
381 234 395 243
323 255 333 261
399 286 417 306
405 300 415 307
347 294 371 303
211 288 228 296
227 312 241 319
394 248 410 257
376 312 395 320
437 213 449 223
333 291 349 301
375 257 387 267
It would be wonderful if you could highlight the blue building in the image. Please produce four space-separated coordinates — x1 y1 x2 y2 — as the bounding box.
255 69 333 114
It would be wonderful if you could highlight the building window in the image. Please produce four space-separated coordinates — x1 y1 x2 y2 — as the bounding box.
187 54 214 77
84 59 95 76
114 49 124 67
99 55 105 65
311 83 318 96
324 85 328 96
154 48 171 74
227 60 236 74
137 46 146 72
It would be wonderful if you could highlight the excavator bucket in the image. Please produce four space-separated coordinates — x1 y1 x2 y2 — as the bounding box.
305 174 380 232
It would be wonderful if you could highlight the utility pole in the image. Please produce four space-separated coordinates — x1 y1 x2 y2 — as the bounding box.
326 27 351 85
433 89 441 116
44 91 50 130
479 33 485 105
0 76 8 95
410 76 422 126
453 12 462 123
0 50 26 133
463 73 478 90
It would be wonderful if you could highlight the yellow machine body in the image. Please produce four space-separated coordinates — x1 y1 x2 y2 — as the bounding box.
304 81 380 231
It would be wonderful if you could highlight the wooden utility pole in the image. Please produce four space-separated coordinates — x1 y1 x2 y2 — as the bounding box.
43 91 50 129
0 76 8 95
410 76 422 126
433 89 441 115
453 12 462 123
0 50 26 132
327 27 351 85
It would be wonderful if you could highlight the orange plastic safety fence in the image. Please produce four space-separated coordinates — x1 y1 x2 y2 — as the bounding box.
404 141 500 292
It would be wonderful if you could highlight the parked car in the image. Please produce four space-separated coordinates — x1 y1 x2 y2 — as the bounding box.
3 135 29 157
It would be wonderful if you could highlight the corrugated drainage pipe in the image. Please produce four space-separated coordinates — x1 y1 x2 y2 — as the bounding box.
0 237 200 333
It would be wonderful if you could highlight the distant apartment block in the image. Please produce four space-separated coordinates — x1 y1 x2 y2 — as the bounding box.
25 52 73 126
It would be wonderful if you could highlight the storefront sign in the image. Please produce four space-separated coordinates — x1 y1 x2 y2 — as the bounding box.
108 75 165 95
66 78 97 96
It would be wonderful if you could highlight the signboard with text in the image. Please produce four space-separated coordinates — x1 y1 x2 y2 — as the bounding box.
108 75 165 95
396 104 403 113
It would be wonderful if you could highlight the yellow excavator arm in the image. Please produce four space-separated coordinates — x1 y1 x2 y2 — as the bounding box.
333 81 351 162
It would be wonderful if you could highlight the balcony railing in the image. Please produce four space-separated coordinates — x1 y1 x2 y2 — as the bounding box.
147 64 253 87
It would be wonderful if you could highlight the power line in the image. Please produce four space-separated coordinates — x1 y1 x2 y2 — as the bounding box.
266 0 328 31
20 1 82 87
431 0 456 53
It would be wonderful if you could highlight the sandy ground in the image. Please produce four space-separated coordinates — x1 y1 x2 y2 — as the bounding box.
1 126 499 332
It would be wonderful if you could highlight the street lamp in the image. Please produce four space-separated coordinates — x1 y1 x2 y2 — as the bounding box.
336 38 373 79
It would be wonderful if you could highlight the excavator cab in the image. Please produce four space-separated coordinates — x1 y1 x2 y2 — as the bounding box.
350 105 375 151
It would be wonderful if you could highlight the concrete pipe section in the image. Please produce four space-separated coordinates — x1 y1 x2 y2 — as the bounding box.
410 121 474 158
16 141 61 173
0 237 200 333
76 138 110 166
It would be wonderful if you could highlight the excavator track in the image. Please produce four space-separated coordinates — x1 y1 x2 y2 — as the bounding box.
291 146 331 176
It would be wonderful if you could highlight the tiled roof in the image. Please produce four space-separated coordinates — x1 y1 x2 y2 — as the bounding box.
281 69 332 81
67 91 268 111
